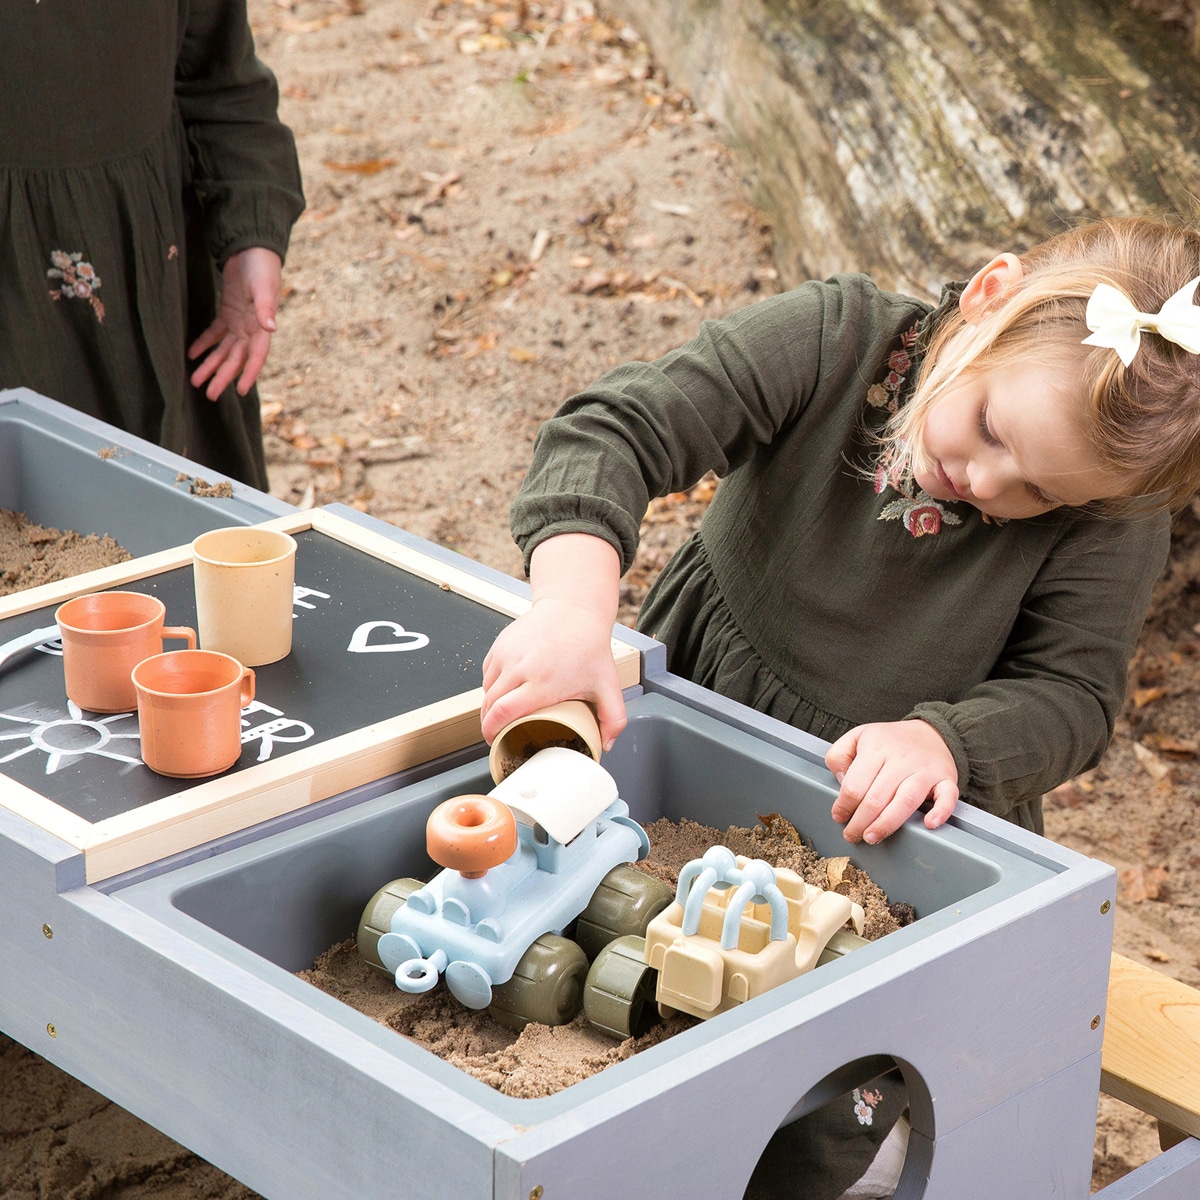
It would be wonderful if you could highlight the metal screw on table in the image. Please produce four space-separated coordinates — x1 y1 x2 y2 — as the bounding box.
530 1187 544 1200
46 1023 57 1038
42 923 53 938
1091 1015 1101 1030
1100 900 1111 915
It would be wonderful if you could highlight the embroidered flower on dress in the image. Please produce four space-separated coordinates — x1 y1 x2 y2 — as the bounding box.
879 487 961 538
852 1087 881 1126
867 322 966 538
47 251 105 322
865 322 920 413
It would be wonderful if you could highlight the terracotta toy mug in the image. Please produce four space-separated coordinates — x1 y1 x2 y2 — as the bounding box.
55 591 197 714
192 526 297 667
132 649 255 778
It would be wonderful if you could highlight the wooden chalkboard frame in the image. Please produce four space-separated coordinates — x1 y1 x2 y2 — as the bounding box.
0 509 640 883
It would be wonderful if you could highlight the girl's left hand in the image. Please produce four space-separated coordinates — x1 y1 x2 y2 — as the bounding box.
825 719 959 845
188 247 283 400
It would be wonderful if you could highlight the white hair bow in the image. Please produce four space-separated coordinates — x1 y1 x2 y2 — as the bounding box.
1082 275 1200 366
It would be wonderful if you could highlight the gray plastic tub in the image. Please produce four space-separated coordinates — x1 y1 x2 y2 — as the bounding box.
101 690 1108 1200
0 388 287 553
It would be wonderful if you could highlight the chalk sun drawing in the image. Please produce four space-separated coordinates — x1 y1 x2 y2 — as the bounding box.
0 702 141 775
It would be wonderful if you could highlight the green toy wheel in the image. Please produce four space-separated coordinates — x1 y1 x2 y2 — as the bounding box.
575 864 674 962
817 927 870 966
489 934 589 1031
356 877 424 978
583 934 660 1040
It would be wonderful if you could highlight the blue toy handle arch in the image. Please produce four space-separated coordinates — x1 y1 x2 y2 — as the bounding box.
676 847 791 948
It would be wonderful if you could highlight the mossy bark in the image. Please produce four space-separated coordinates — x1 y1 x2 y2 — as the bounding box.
608 0 1200 296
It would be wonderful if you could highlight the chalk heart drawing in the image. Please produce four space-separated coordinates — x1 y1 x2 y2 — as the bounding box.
348 621 430 654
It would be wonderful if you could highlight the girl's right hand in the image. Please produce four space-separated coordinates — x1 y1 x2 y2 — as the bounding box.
481 597 627 749
480 533 626 749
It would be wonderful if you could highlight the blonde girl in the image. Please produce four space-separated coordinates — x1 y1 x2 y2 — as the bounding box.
482 217 1200 849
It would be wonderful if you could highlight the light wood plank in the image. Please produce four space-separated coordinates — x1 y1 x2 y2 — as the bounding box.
1102 952 1200 1139
0 776 91 849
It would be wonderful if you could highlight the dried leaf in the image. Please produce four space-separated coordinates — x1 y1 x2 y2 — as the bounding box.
529 228 551 263
1133 686 1168 707
826 856 851 889
756 812 801 843
1133 740 1175 782
1048 781 1087 809
651 200 693 217
324 158 397 175
1141 732 1197 757
1146 947 1171 963
509 346 539 363
1119 864 1170 903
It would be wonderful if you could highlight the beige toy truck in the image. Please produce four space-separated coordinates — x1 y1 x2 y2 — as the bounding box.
585 845 865 1035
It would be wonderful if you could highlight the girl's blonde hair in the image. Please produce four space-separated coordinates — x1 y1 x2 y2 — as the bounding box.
884 216 1200 512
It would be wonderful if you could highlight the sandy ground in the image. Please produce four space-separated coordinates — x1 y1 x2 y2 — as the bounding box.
1 0 1197 1195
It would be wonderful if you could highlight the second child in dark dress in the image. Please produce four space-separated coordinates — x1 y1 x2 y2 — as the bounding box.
0 0 305 489
480 217 1200 1198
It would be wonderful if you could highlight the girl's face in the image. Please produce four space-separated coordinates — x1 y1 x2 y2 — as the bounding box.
913 360 1125 520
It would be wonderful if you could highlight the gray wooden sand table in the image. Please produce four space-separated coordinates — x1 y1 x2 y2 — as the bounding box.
0 388 1197 1199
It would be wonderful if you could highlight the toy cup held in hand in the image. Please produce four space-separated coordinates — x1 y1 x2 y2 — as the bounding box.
192 526 297 667
488 699 603 784
132 650 254 778
55 591 196 713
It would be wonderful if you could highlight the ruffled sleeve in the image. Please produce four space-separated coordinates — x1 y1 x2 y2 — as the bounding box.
175 0 305 267
511 277 911 574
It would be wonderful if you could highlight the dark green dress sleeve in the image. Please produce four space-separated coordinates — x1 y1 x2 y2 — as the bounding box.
175 0 305 268
908 510 1170 826
511 280 867 573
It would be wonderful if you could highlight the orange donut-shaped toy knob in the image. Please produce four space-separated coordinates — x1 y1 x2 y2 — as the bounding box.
427 795 518 879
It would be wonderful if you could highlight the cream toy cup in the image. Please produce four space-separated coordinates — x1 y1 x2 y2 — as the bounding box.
55 591 196 714
191 526 297 667
132 649 254 778
488 699 603 784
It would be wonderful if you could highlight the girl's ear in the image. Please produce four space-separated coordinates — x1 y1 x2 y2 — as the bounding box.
960 253 1024 323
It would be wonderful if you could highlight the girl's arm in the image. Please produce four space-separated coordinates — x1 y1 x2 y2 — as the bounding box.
175 0 305 273
481 534 625 748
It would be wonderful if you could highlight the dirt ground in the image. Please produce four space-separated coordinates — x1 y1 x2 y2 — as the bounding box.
2 0 1197 1196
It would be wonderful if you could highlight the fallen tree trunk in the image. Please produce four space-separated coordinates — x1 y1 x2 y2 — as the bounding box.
606 0 1200 296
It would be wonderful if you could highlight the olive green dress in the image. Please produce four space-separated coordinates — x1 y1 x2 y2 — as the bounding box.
512 274 1170 836
0 0 305 488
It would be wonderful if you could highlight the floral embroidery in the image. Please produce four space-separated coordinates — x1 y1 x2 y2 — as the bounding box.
852 1087 884 1126
878 481 962 538
47 251 105 322
865 323 920 412
872 442 961 538
867 320 966 538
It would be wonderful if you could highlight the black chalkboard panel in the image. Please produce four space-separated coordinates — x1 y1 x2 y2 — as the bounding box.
0 528 511 823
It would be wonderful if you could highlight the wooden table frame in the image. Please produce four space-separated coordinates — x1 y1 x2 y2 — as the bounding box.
0 508 640 884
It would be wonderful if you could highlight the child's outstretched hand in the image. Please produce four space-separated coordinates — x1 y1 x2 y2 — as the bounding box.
188 247 283 400
480 534 626 750
825 719 958 844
